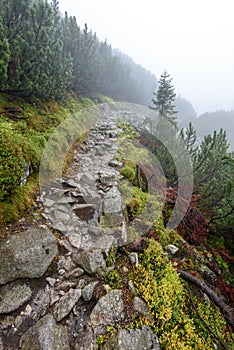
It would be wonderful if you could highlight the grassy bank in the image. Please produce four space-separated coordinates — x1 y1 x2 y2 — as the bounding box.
0 92 97 228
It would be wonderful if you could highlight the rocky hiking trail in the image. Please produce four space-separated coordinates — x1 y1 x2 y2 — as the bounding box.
0 107 161 350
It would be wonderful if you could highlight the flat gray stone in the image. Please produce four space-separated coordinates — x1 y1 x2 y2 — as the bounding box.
44 199 55 207
94 235 117 257
68 233 82 249
94 146 104 156
103 326 160 350
90 290 124 332
98 170 120 185
53 288 82 321
73 326 98 350
65 268 84 279
109 159 123 168
63 179 80 189
54 210 70 222
0 227 58 285
74 249 106 276
101 187 123 227
20 314 70 350
53 222 67 233
0 282 32 314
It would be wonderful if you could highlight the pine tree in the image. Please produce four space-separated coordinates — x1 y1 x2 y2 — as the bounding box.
0 0 72 98
151 71 177 125
180 122 198 158
193 129 234 227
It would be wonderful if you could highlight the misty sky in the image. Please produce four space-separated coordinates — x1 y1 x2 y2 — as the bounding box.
59 0 234 115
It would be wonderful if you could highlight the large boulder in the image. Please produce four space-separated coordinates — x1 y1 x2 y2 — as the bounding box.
0 227 58 285
103 326 160 350
19 314 70 350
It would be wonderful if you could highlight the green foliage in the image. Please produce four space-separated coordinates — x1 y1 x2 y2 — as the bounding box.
180 122 198 157
0 0 72 98
118 121 140 140
0 122 25 199
215 254 229 271
193 129 234 230
150 78 233 234
96 326 117 346
132 238 231 349
105 269 121 288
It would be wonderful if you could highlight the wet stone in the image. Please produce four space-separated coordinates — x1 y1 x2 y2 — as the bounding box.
101 186 123 228
54 210 70 222
53 288 82 322
65 268 84 280
109 159 123 168
90 289 124 334
0 227 58 285
74 249 107 276
103 325 160 350
165 244 179 255
20 314 70 350
72 204 96 221
62 179 80 189
0 282 32 314
98 170 120 185
82 281 99 301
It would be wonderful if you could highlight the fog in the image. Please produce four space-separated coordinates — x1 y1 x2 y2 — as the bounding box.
58 0 234 115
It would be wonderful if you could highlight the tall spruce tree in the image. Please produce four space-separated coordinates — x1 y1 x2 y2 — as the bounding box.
151 71 177 125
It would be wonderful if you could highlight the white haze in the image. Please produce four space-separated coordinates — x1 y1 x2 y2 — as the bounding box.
58 0 234 115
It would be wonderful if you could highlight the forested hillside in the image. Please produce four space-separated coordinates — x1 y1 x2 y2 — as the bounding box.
0 0 156 104
175 98 234 150
194 111 234 150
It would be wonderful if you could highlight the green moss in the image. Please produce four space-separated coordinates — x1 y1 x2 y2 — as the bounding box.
131 238 231 349
117 121 140 141
120 161 138 186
